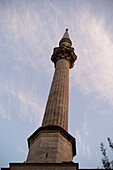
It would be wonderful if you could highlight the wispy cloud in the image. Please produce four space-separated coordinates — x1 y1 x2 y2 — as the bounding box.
82 142 91 159
0 105 12 121
0 1 55 122
87 145 91 158
82 142 86 156
75 129 82 149
98 110 108 116
0 0 72 123
71 6 113 106
75 128 91 159
83 122 89 136
18 146 26 155
0 80 44 124
0 0 113 168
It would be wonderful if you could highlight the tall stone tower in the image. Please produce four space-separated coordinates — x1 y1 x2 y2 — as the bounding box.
26 29 77 164
2 29 78 170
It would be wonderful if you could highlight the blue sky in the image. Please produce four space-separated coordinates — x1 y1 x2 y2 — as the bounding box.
0 0 113 168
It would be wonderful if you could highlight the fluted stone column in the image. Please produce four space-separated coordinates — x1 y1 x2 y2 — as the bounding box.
42 59 69 131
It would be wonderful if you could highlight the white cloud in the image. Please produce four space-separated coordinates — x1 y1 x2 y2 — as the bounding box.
71 7 113 106
0 81 44 124
82 142 91 159
75 128 91 159
75 129 82 149
98 110 107 116
0 0 113 131
82 142 85 156
83 122 89 136
87 145 91 158
0 105 12 121
0 1 55 122
0 1 54 75
18 146 26 154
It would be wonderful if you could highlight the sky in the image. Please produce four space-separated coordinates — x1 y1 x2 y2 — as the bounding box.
0 0 113 169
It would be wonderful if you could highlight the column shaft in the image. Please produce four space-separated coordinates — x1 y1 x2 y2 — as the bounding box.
42 59 69 131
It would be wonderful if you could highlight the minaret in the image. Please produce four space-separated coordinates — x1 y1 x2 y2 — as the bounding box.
26 29 77 164
1 29 79 170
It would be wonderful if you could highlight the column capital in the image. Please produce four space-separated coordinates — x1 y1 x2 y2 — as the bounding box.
51 44 77 69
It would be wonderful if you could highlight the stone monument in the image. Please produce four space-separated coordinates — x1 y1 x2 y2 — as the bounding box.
2 29 78 170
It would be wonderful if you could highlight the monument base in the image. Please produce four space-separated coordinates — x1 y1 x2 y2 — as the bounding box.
26 125 76 163
1 162 79 170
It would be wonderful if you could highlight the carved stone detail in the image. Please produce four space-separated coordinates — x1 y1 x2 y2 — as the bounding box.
51 44 77 69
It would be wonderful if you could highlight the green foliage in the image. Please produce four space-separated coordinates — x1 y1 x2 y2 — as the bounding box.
100 138 113 169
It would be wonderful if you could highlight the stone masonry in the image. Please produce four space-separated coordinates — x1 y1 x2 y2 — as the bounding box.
7 162 78 170
27 129 72 163
26 29 77 164
42 59 69 131
42 29 77 132
26 126 76 163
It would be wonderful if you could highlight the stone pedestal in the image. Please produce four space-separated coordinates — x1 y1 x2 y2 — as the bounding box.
26 126 76 163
